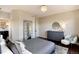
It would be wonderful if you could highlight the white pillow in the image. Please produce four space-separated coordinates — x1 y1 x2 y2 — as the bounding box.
0 35 6 46
61 39 70 45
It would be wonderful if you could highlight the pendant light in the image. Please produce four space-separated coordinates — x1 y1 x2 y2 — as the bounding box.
41 5 47 13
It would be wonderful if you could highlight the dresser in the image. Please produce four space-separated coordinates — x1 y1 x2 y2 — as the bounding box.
47 31 64 42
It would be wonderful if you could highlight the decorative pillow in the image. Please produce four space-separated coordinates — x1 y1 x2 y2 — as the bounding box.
19 42 32 54
14 42 22 54
15 41 32 54
6 40 19 54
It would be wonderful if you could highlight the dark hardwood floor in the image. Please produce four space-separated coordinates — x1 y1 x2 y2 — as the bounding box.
68 44 79 54
52 40 79 54
39 37 79 54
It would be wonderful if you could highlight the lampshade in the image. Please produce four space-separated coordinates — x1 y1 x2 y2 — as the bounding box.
41 5 47 13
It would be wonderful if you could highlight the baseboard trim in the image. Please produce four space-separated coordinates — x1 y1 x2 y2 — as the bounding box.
38 37 47 40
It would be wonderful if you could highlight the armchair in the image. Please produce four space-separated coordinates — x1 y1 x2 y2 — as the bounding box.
61 35 78 45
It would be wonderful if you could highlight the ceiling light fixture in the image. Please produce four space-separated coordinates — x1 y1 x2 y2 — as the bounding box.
41 5 47 13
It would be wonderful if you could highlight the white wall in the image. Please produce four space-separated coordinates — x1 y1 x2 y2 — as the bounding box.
11 10 19 41
35 17 39 37
18 10 36 40
38 10 79 38
0 11 10 19
11 10 36 41
9 9 79 40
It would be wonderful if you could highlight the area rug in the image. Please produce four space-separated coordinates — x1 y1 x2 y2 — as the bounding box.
54 45 68 54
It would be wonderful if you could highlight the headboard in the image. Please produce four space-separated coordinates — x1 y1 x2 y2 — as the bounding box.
47 31 64 41
0 31 9 40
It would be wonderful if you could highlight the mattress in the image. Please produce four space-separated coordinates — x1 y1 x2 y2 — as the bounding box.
24 38 55 54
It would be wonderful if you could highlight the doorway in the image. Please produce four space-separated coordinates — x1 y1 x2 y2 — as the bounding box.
23 20 32 40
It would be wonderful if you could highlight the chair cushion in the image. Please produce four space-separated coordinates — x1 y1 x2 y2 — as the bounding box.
61 39 70 45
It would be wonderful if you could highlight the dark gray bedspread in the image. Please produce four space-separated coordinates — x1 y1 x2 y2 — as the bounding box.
24 38 55 54
0 45 1 54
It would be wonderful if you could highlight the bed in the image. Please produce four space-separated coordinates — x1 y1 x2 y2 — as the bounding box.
24 38 55 54
4 38 55 54
6 39 32 54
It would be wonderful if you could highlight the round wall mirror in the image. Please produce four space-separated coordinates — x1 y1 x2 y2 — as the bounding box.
52 22 62 31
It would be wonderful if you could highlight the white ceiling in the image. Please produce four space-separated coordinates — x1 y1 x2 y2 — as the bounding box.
0 5 79 17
